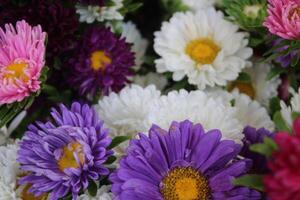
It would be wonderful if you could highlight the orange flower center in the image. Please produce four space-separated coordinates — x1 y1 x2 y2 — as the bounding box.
228 81 256 99
186 38 220 66
58 142 85 171
90 50 112 71
21 184 48 200
289 7 300 20
160 167 210 200
3 62 29 81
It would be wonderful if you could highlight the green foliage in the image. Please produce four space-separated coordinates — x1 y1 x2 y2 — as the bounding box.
108 136 131 149
269 97 281 117
223 0 267 31
119 0 143 15
233 174 264 191
160 0 189 14
250 137 278 157
266 67 285 81
236 72 252 83
273 111 291 132
88 180 98 196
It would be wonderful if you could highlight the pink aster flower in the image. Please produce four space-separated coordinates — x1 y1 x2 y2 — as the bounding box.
0 20 46 104
264 0 300 40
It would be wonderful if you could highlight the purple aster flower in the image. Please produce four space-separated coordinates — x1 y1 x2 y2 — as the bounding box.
241 126 274 174
110 120 261 200
17 102 113 200
69 26 135 96
272 38 297 68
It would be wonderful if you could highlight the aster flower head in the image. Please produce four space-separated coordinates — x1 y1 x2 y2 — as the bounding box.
241 126 274 174
264 117 300 200
110 120 261 199
69 26 135 96
264 0 300 40
17 102 113 199
0 20 46 104
154 9 252 89
76 0 124 23
224 0 267 31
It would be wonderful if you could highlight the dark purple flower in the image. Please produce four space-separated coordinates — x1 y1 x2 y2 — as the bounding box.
110 120 261 200
17 102 113 200
241 126 274 174
78 0 105 6
69 26 135 96
272 38 297 68
0 0 79 60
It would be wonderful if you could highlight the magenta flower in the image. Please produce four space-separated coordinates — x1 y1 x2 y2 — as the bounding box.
264 0 300 40
0 20 46 104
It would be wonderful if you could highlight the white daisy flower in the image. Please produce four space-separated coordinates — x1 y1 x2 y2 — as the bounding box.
206 88 275 130
76 0 123 23
96 85 161 156
0 111 26 146
229 62 281 107
182 0 217 11
0 143 20 200
154 9 252 89
133 72 168 90
145 89 243 143
120 21 148 69
78 185 113 200
280 89 300 127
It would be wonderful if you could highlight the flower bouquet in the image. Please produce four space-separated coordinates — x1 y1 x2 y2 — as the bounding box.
0 0 300 199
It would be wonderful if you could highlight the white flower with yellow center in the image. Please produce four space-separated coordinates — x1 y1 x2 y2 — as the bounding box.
228 62 281 107
78 185 113 200
182 0 217 11
154 9 253 89
76 0 123 23
206 88 275 130
280 89 300 127
144 89 243 143
132 72 168 91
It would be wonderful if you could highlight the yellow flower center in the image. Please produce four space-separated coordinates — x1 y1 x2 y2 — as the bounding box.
3 62 29 81
243 4 262 18
58 142 85 171
160 167 210 200
21 184 48 200
90 50 112 71
186 38 220 66
229 81 256 99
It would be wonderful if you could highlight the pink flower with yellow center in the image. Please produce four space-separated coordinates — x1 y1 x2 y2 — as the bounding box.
264 0 300 40
0 20 46 104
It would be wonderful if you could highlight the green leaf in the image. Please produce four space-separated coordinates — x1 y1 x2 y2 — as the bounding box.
250 137 278 157
88 180 98 197
233 174 264 191
105 156 117 164
292 112 300 121
269 97 281 117
266 67 285 81
273 111 291 132
236 72 251 83
108 136 131 149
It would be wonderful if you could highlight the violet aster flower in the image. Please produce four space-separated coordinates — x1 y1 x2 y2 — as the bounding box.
69 26 135 96
272 38 298 67
110 120 261 200
17 102 113 200
241 126 274 174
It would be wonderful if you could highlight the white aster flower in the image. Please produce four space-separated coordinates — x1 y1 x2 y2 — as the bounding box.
154 9 252 89
206 88 274 130
96 85 161 155
229 62 281 107
0 111 26 146
133 72 168 90
145 89 244 143
76 0 123 23
280 89 300 127
120 21 148 69
182 0 217 11
0 143 20 200
78 185 113 200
